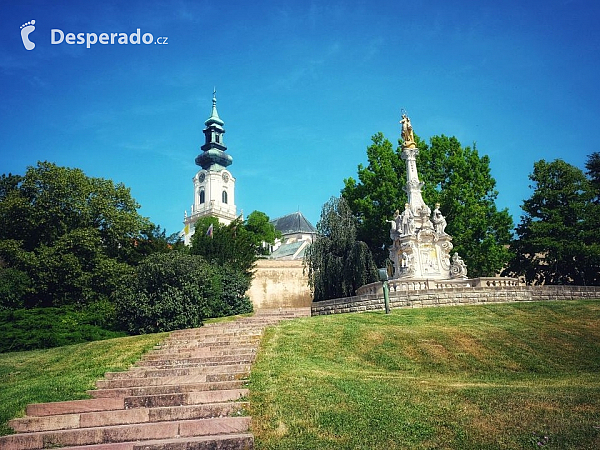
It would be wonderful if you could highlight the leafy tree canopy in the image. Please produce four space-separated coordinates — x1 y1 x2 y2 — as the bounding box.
189 216 257 278
0 161 155 307
304 196 378 301
244 210 282 255
342 133 513 277
505 157 600 285
189 210 279 274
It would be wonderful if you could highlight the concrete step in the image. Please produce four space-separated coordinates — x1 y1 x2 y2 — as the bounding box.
95 372 248 389
49 433 254 450
10 401 248 432
0 417 251 450
88 380 245 399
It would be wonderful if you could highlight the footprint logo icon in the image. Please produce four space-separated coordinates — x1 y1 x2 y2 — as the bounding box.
20 20 36 50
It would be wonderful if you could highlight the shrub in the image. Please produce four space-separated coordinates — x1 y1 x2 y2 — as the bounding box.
204 264 253 318
114 253 217 334
0 268 31 309
0 305 126 353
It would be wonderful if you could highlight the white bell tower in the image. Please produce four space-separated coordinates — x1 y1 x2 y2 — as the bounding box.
182 91 237 245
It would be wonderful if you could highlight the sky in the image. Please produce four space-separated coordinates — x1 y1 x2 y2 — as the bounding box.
1 0 599 236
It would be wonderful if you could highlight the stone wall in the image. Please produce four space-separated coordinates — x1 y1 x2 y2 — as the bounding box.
311 284 600 315
247 259 312 309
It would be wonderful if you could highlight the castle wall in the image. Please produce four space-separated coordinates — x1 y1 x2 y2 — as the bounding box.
247 259 312 309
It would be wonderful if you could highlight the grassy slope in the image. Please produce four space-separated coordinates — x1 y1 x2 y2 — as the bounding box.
250 301 600 450
0 332 167 436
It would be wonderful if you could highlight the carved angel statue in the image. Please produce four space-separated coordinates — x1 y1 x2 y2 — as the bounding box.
400 113 415 146
388 209 400 239
432 203 447 235
399 203 415 235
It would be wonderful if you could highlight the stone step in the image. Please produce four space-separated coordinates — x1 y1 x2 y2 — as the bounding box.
88 380 245 399
142 347 256 359
155 343 258 352
27 399 125 417
135 354 255 367
103 364 251 380
49 433 254 450
95 372 248 389
10 401 248 432
170 329 263 336
158 337 260 347
0 417 251 450
123 388 248 408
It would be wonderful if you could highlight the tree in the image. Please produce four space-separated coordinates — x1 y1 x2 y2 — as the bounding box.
0 161 152 306
189 216 259 278
244 210 281 255
585 152 600 203
505 158 600 285
342 133 513 277
304 196 378 301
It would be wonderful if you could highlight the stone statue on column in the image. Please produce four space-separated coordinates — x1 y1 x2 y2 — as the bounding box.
432 203 447 235
400 113 416 148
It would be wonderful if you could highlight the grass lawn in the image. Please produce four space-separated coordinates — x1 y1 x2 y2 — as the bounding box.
0 332 167 436
250 300 600 449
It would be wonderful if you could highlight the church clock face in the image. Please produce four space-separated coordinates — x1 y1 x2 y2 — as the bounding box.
222 172 229 183
198 173 205 183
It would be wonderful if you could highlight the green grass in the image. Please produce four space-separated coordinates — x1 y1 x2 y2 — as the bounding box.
249 301 600 449
0 332 167 436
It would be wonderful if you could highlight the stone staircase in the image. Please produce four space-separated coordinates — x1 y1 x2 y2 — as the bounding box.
1 308 311 450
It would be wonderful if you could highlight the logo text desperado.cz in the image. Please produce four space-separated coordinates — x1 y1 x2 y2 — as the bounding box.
51 29 168 48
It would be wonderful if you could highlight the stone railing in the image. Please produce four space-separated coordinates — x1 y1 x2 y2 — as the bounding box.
356 277 519 297
312 284 600 316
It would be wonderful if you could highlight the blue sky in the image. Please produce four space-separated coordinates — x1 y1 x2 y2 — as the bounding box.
1 0 599 236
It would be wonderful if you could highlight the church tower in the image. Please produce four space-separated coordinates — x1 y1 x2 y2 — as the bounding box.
182 91 237 245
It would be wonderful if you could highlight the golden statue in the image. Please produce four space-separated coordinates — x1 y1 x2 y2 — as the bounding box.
400 113 416 148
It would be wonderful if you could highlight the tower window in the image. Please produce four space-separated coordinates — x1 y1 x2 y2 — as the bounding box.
215 134 220 143
222 190 228 204
199 190 205 204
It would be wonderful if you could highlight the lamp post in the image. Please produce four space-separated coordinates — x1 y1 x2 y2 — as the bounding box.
378 268 391 314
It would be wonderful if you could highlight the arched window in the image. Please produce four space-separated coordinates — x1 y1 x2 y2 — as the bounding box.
222 190 228 204
199 190 205 204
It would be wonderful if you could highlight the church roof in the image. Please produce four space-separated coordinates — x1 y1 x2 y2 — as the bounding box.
270 211 316 235
269 240 305 259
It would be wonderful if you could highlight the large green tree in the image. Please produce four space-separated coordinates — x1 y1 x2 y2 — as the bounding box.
505 158 600 285
0 161 152 307
304 196 378 301
342 133 513 277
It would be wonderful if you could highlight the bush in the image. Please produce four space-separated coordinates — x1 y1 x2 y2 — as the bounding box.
114 253 216 334
0 268 31 309
114 252 255 334
204 264 253 319
0 304 126 353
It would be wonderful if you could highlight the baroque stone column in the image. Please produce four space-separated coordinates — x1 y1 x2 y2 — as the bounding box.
389 113 464 280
